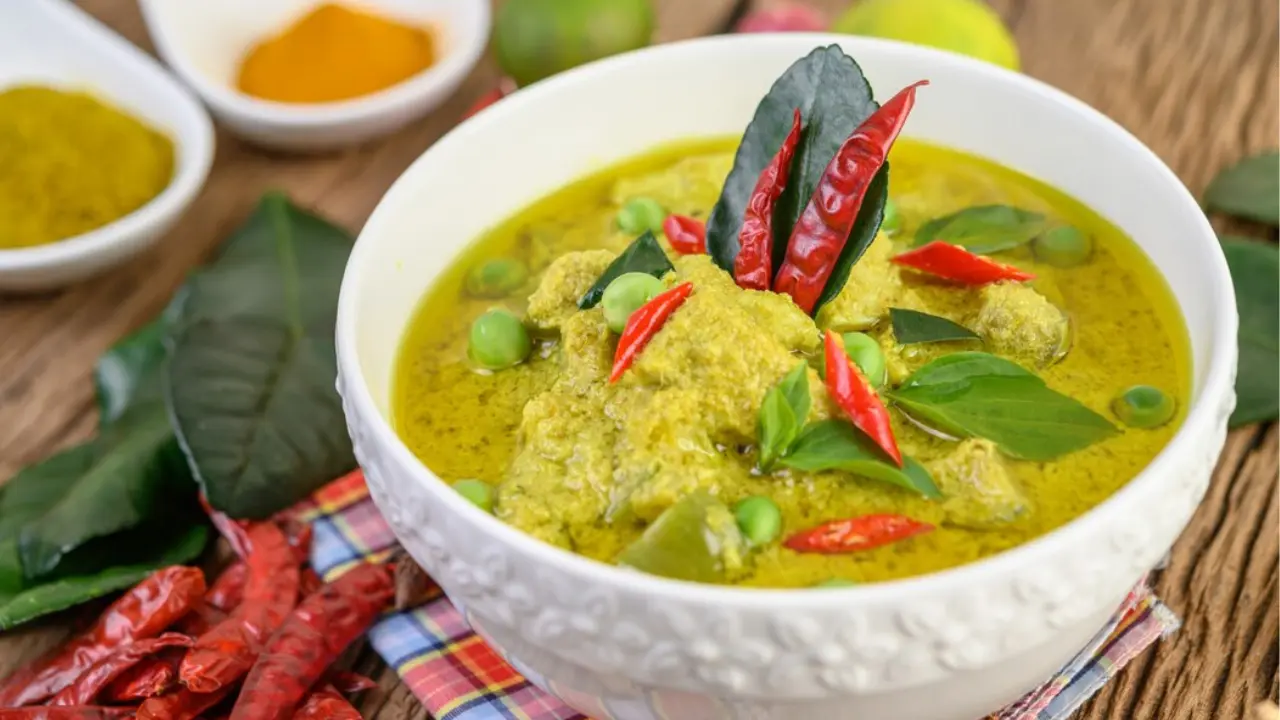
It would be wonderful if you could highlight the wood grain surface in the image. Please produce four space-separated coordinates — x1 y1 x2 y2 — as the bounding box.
0 1 1275 718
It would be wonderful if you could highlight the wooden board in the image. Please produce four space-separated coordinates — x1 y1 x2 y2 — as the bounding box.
0 1 1274 718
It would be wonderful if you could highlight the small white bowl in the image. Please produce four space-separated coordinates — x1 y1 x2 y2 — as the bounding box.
0 0 214 292
138 0 489 152
338 35 1236 720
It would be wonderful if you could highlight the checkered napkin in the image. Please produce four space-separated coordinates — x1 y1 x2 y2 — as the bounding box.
294 473 1180 720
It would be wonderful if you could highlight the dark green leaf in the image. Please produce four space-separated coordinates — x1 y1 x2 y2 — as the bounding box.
913 204 1046 254
0 524 208 630
1205 152 1280 225
95 320 169 425
12 408 188 580
166 194 356 519
578 232 673 309
812 164 890 316
705 45 878 273
757 362 810 471
891 308 980 345
1222 238 1279 426
888 352 1118 461
780 420 941 499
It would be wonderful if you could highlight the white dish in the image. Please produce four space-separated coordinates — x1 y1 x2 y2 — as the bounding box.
336 35 1236 720
138 0 489 152
0 0 214 292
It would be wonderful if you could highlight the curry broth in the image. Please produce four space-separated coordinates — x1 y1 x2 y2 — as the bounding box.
393 138 1190 588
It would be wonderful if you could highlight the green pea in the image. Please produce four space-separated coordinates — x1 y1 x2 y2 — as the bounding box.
616 197 666 235
733 496 782 546
1032 226 1093 267
452 479 494 513
841 332 887 388
467 309 531 370
465 257 528 298
601 272 664 333
814 578 859 588
881 197 901 234
1112 385 1176 429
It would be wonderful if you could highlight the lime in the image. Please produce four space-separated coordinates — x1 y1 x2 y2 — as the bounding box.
833 0 1020 71
493 0 655 88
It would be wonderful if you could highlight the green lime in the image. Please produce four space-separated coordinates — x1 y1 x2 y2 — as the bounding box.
833 0 1020 71
494 0 655 88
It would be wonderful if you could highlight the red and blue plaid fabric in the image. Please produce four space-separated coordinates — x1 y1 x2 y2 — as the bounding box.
295 473 1179 720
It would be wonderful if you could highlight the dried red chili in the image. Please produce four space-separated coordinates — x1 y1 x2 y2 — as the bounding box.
662 214 706 255
0 708 136 719
300 567 324 597
201 493 253 559
891 241 1036 284
179 523 300 693
823 330 902 466
773 81 928 313
229 562 395 720
175 602 229 636
784 513 934 553
137 686 234 720
0 566 205 706
206 562 248 612
101 648 183 702
734 108 803 290
48 633 193 706
609 282 694 384
292 685 362 719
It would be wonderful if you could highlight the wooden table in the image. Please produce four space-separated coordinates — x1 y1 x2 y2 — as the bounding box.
1 1 1275 717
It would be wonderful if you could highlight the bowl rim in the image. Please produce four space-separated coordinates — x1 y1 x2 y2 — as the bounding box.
338 33 1236 607
0 0 215 274
137 0 491 129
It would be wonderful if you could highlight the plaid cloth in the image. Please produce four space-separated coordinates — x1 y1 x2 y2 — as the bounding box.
295 472 1179 720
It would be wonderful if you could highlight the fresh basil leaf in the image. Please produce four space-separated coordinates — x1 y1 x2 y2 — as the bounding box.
578 231 673 309
780 420 941 499
705 45 878 274
812 164 890 316
888 352 1118 461
1205 152 1280 225
13 407 190 580
95 319 168 425
166 193 356 519
0 524 208 631
914 204 1046 254
757 362 810 471
1222 237 1279 426
891 308 980 345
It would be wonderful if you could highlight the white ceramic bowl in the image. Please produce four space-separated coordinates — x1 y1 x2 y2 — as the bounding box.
0 0 213 292
138 0 488 152
337 35 1237 720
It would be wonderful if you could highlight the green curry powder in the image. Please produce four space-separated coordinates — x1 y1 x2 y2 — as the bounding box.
0 85 174 249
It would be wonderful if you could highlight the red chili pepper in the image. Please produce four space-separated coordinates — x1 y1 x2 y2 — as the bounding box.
137 686 234 720
179 523 300 693
229 563 395 720
609 282 694 383
175 601 229 636
300 567 324 597
201 493 253 559
773 81 928 313
662 214 706 255
48 632 193 706
735 108 803 290
823 330 902 466
291 685 362 719
326 670 377 695
0 566 206 706
891 241 1036 284
784 513 934 553
206 562 247 612
0 708 137 719
101 647 183 702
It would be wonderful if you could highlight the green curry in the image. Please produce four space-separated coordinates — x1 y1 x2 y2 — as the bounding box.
393 137 1188 588
393 48 1188 588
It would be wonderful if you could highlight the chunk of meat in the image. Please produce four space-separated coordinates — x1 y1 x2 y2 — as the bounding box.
970 282 1069 366
926 439 1028 530
525 249 615 330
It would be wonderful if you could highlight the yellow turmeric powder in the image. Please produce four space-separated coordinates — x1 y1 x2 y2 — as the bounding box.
238 3 437 104
0 85 174 249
